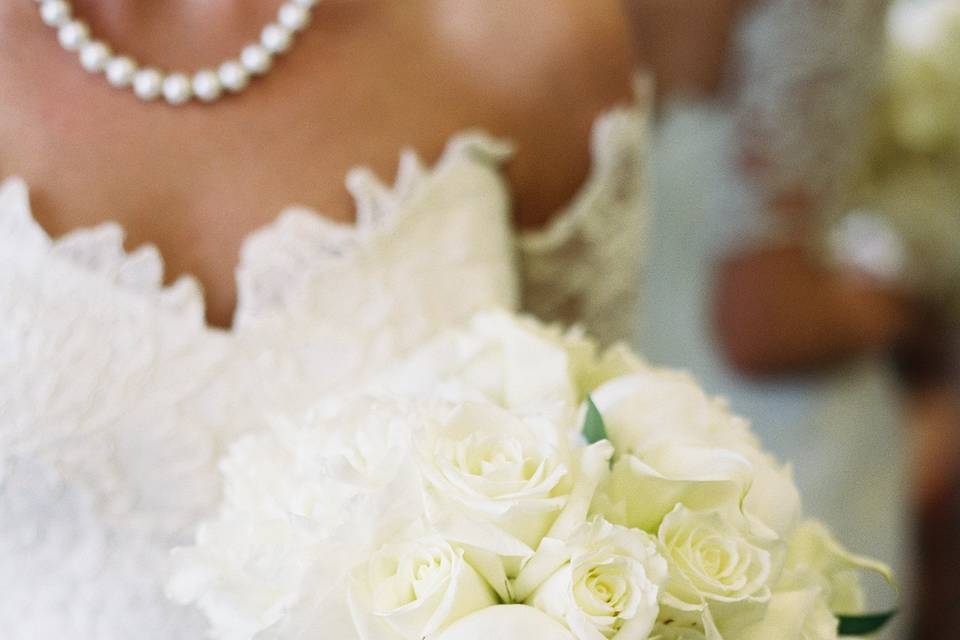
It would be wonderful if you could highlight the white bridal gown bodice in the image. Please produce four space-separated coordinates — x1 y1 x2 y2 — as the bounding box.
0 105 649 639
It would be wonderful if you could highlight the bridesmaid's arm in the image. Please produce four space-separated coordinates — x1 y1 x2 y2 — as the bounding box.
714 245 914 376
704 0 914 376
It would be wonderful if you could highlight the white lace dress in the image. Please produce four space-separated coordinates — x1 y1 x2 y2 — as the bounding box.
642 1 908 633
0 105 648 639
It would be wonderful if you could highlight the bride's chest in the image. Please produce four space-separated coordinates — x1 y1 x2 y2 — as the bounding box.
0 79 514 325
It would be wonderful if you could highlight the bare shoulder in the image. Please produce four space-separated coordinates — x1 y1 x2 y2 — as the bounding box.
432 0 634 101
430 0 639 227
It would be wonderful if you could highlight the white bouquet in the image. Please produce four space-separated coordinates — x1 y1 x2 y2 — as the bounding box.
169 312 895 639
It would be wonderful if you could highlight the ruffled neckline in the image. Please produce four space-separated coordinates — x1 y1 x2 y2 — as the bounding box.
1 132 512 332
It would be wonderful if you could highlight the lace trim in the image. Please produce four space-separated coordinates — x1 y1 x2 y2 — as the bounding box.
0 177 206 323
1 103 646 343
516 101 650 344
234 133 514 327
519 106 648 253
1 133 515 331
710 0 889 254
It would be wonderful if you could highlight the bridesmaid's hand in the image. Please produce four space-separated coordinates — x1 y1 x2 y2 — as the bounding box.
714 244 915 376
622 0 753 100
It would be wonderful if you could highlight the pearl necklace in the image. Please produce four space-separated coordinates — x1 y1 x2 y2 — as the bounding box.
35 0 320 105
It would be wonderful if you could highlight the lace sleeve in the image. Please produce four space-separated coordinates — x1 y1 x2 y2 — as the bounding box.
711 0 891 254
518 90 651 346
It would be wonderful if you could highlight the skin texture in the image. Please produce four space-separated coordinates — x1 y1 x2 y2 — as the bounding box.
622 0 753 101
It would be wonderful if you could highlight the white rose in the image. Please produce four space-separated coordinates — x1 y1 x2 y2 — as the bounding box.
418 403 570 553
743 520 895 640
589 371 758 454
649 622 709 640
348 534 498 640
590 373 800 539
594 443 754 534
657 505 781 637
778 520 894 616
417 403 614 599
539 326 647 401
739 588 839 640
528 518 667 640
433 605 576 640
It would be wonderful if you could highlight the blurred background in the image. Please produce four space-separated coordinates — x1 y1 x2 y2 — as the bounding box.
634 0 960 637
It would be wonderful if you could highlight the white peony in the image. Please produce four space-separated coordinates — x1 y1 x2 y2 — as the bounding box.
168 512 323 639
169 396 424 640
348 533 498 639
528 518 667 639
375 311 579 417
374 311 649 425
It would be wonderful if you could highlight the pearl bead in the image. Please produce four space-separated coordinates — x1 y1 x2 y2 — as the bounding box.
241 44 272 75
105 56 137 87
162 73 193 105
218 61 249 93
192 70 222 103
132 68 163 100
278 3 311 32
79 40 111 73
58 20 90 51
37 0 318 106
261 24 292 54
40 0 71 27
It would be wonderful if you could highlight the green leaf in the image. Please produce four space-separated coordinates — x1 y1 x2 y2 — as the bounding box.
582 396 607 444
838 610 897 636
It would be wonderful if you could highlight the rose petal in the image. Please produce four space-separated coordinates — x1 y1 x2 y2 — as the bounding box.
433 605 576 640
